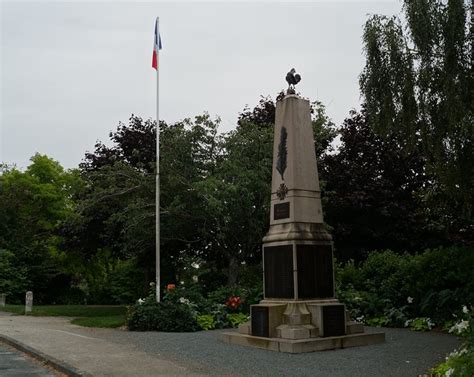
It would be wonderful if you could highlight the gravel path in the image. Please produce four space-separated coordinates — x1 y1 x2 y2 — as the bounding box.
0 313 462 377
99 326 461 377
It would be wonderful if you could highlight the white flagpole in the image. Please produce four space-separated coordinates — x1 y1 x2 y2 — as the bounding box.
155 16 161 303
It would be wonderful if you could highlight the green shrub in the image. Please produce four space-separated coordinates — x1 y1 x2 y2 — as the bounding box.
206 284 262 314
197 314 215 330
337 246 474 327
210 304 231 329
163 284 206 313
405 317 435 331
431 347 474 377
432 306 474 376
207 286 244 307
228 313 249 328
108 260 146 304
127 286 200 332
365 315 390 327
127 282 259 333
0 249 28 303
127 300 199 332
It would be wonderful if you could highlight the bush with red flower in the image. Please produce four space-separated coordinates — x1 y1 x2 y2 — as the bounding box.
225 296 243 311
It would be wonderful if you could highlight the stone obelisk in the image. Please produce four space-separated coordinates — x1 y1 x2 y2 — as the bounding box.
262 92 334 302
220 70 384 353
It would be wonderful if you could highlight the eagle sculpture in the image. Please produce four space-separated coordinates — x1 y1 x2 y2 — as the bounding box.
286 68 301 93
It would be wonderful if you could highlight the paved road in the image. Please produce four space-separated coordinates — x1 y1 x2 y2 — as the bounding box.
0 313 462 377
0 315 204 377
0 343 57 376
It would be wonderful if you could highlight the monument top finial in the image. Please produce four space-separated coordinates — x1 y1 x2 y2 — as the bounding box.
285 68 301 94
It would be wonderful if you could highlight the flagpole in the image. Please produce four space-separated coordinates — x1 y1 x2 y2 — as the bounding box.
155 16 161 303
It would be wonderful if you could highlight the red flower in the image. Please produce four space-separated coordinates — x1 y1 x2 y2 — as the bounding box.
225 296 242 310
166 284 176 292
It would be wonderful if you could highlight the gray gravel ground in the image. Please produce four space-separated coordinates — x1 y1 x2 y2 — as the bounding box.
99 326 461 377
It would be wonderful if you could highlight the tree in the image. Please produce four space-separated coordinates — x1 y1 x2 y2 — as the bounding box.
63 94 336 295
81 115 156 173
65 114 223 298
0 155 81 303
360 0 473 234
321 110 442 261
197 120 273 284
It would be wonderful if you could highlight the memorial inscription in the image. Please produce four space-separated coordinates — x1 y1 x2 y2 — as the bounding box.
274 202 290 220
322 305 345 337
264 245 294 298
251 306 269 337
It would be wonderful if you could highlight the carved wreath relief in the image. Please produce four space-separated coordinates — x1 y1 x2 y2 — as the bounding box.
276 126 288 200
276 127 287 180
276 183 288 200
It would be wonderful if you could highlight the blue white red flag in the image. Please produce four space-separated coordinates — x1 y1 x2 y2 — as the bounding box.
152 19 162 70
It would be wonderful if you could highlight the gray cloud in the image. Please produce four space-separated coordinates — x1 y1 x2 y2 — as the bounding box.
1 1 401 169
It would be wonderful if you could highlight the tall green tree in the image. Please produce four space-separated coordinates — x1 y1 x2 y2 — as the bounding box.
65 114 223 298
67 94 337 292
0 155 81 303
321 110 444 261
360 0 473 232
197 119 273 284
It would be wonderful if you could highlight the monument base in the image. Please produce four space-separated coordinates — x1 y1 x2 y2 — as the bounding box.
218 300 385 353
218 330 385 354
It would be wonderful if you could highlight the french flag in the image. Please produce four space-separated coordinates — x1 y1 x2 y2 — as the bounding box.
152 18 162 70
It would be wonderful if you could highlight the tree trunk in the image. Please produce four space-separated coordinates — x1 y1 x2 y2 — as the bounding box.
227 256 239 285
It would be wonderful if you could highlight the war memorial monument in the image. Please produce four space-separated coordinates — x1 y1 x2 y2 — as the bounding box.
219 70 385 353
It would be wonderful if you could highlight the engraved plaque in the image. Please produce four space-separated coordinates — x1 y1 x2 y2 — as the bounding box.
297 245 334 298
264 245 294 298
322 304 345 337
274 202 290 220
251 306 269 337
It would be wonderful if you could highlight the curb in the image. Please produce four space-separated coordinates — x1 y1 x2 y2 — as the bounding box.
0 334 92 377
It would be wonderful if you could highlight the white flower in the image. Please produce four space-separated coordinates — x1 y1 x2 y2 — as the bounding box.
458 348 468 356
407 296 414 304
449 319 469 334
445 368 454 377
462 305 469 314
179 297 190 305
137 298 145 305
458 320 469 331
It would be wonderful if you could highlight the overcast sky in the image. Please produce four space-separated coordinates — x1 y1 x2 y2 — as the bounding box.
1 1 402 169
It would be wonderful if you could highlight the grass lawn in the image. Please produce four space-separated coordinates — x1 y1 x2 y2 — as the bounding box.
1 305 127 328
70 315 126 328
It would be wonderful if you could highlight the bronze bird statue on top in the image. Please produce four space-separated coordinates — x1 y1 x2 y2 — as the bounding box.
286 68 301 94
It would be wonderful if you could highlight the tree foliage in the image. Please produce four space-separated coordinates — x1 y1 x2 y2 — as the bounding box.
322 110 445 260
0 155 82 303
60 94 336 295
360 0 473 225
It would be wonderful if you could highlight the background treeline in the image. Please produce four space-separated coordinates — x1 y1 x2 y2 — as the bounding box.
0 0 472 306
